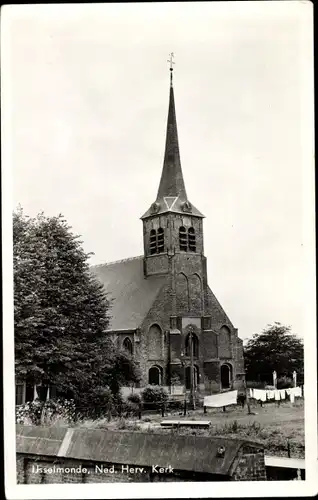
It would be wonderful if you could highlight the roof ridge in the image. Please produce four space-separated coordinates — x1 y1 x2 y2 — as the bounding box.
91 255 143 269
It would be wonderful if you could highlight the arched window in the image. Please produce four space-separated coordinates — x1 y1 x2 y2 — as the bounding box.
148 324 162 359
149 228 165 255
176 273 189 313
123 337 133 355
188 227 196 252
157 227 164 253
185 332 199 357
219 325 231 358
189 273 202 312
179 226 187 251
148 365 163 385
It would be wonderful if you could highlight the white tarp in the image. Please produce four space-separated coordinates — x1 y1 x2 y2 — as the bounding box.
204 390 238 408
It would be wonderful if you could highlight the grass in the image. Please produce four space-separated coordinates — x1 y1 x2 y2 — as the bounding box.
39 400 305 459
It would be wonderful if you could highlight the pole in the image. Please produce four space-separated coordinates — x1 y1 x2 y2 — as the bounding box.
33 383 38 401
293 370 297 388
244 379 252 415
189 329 196 410
273 370 277 389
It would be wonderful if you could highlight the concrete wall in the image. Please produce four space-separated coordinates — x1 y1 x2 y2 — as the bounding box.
17 451 266 483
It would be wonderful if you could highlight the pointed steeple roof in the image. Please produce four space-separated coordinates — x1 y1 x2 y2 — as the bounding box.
141 58 204 220
156 79 187 200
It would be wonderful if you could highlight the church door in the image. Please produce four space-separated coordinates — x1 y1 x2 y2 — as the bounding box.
148 366 162 385
221 364 232 390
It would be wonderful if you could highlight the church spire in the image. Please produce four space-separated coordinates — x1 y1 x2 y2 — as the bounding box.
156 53 187 201
141 54 204 220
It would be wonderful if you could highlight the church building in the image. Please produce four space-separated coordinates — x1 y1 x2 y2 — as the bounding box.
92 63 245 396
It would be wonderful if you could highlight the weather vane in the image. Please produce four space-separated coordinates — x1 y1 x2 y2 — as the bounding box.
167 52 175 71
167 52 175 85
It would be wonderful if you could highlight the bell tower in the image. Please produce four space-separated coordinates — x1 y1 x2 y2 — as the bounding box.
141 53 205 280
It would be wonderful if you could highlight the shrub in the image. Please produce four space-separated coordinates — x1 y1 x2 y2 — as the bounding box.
277 376 293 389
246 380 266 389
127 393 141 405
76 387 114 420
141 386 168 404
167 400 183 412
121 394 141 417
16 398 76 426
141 386 168 411
16 400 43 425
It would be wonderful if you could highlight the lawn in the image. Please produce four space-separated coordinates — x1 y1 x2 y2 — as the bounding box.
78 400 305 459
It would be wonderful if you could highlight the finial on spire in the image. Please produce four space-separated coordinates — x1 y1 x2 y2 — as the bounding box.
167 52 175 86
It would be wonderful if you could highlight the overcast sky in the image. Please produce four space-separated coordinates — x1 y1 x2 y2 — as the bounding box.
4 2 313 342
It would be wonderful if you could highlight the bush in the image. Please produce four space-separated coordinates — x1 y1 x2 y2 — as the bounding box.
127 393 141 405
16 398 76 426
246 380 266 389
76 387 114 420
141 386 168 409
121 393 141 417
166 400 183 412
277 376 293 389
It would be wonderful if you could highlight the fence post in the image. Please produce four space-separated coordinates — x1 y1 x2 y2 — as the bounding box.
161 403 165 418
183 399 187 416
204 405 207 414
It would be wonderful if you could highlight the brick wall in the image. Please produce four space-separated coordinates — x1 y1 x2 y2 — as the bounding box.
139 283 172 386
231 446 267 481
17 455 233 484
17 451 266 483
138 211 245 392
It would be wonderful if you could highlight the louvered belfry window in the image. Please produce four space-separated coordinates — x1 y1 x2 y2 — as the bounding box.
157 227 164 253
179 226 187 251
149 228 165 254
179 226 196 252
188 227 196 252
149 229 157 255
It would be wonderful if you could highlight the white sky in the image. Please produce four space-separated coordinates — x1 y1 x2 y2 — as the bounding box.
3 2 314 342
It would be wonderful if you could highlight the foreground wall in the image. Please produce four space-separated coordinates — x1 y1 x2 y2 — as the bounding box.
16 426 266 483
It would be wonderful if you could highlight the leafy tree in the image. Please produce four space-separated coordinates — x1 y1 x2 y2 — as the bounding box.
243 322 304 384
14 207 140 408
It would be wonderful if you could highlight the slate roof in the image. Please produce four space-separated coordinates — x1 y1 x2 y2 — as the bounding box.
16 426 264 476
91 256 167 331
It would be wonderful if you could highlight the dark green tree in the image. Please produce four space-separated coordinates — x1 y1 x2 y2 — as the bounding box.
243 322 304 384
14 207 140 408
